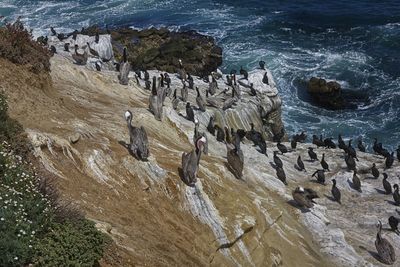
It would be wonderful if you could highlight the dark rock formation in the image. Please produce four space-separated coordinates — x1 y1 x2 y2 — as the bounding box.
307 77 348 109
80 26 222 77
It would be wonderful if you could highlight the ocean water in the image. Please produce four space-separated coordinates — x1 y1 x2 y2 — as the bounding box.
1 0 400 149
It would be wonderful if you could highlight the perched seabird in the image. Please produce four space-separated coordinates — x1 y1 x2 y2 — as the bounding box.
375 220 396 265
193 118 208 155
145 80 151 90
397 145 400 162
187 73 194 89
259 60 266 70
208 76 218 95
324 138 336 149
357 139 366 152
222 88 238 110
118 47 130 85
95 62 101 71
338 134 347 151
352 170 361 192
291 138 297 149
297 155 306 172
347 139 358 161
312 169 325 184
292 187 319 209
86 42 99 57
331 179 341 204
50 45 56 54
164 73 171 89
72 30 78 41
172 89 179 110
181 83 188 102
148 76 162 120
345 154 356 171
144 70 150 81
393 184 400 206
371 163 380 179
215 125 225 143
273 151 283 168
293 131 307 143
246 123 267 155
178 59 187 81
72 45 88 65
205 90 220 108
239 66 248 80
227 132 244 179
389 216 400 235
64 43 70 52
320 153 330 171
385 152 395 169
207 116 215 136
181 136 207 186
312 135 324 147
277 142 288 154
95 32 100 44
249 83 257 96
50 27 57 36
276 167 287 185
383 173 392 194
308 147 318 161
262 72 269 85
185 102 195 122
124 110 149 161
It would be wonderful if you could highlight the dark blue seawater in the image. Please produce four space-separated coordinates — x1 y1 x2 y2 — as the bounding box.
2 0 400 149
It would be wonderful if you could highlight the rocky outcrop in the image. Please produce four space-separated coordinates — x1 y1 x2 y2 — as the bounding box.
307 77 348 109
81 26 222 77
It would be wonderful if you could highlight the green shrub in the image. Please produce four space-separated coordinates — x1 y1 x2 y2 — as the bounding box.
0 19 50 73
0 92 108 266
33 220 108 267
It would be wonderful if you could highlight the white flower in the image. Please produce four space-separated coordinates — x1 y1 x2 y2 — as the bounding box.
0 217 4 221
14 257 18 260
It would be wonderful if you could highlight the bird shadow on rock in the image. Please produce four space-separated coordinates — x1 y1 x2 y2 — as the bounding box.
310 180 326 186
374 188 388 195
324 194 337 203
269 162 278 170
386 200 398 206
364 176 378 180
287 200 311 213
304 159 317 163
118 140 149 162
177 167 195 188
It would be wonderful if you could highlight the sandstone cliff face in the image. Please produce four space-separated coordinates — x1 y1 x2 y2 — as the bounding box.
2 36 399 266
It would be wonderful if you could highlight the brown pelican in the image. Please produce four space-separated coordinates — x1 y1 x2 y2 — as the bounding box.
205 90 220 108
227 132 244 179
149 76 162 121
196 87 206 112
178 59 187 81
208 76 218 95
193 119 208 155
331 179 341 204
375 220 396 265
124 110 149 161
181 136 207 186
292 187 319 208
72 45 88 65
118 47 130 85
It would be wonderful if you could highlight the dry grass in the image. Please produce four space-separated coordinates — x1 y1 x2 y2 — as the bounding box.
0 19 50 74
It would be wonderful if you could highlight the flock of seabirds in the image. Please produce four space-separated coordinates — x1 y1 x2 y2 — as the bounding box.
46 27 400 265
